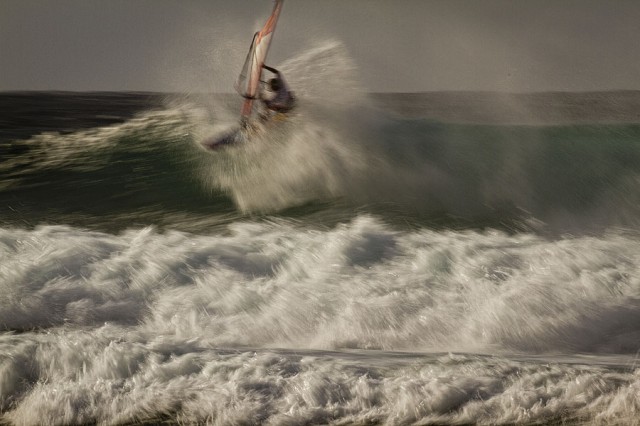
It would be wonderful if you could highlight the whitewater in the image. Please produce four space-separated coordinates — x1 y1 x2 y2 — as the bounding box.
2 42 640 425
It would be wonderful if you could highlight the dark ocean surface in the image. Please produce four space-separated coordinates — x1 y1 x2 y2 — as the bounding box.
2 44 640 425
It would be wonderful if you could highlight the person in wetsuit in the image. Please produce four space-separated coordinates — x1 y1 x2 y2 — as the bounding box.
260 65 296 113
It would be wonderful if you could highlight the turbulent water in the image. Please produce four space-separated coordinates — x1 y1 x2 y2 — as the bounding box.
2 43 640 425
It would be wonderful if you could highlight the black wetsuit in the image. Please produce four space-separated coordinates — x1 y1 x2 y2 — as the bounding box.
261 65 295 113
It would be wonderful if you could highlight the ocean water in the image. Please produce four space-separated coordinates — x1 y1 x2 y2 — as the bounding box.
2 43 640 425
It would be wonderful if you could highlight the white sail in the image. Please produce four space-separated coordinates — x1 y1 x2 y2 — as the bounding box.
235 0 284 119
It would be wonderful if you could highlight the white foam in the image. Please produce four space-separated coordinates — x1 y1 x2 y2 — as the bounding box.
3 341 640 424
191 41 383 212
2 218 640 353
2 218 640 423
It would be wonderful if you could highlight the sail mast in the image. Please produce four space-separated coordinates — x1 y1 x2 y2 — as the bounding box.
235 0 284 120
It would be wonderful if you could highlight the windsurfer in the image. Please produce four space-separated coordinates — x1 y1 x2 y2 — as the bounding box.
260 65 296 113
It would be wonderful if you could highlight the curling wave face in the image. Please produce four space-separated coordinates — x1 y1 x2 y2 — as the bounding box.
3 43 640 232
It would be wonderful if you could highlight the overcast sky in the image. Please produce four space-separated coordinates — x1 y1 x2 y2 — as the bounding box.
2 0 640 92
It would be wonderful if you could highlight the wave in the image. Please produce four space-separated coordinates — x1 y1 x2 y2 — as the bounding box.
2 217 640 423
3 344 639 425
3 42 640 234
2 217 639 354
3 38 640 426
187 41 640 232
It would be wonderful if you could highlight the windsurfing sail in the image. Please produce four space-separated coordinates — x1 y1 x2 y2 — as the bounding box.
235 0 284 120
